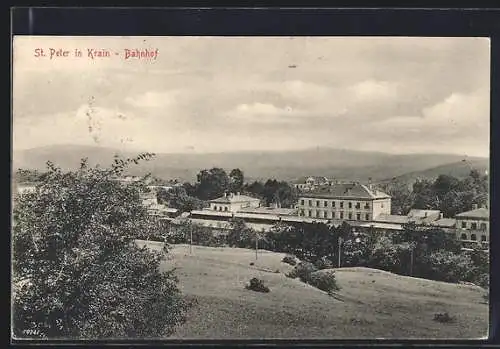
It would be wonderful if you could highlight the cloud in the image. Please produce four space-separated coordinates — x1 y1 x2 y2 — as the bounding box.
357 89 490 156
124 90 181 108
349 80 399 101
227 102 300 125
13 36 490 156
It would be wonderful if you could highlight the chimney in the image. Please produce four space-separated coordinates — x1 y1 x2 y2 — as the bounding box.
424 212 428 218
439 213 443 219
224 192 227 198
472 203 478 210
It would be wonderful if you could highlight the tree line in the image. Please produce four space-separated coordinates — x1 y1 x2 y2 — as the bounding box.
167 218 488 289
377 169 488 217
157 167 298 211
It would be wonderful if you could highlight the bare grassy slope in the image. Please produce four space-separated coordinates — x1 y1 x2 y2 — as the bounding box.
162 245 488 339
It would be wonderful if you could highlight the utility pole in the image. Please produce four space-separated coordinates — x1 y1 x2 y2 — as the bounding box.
255 231 258 260
189 227 193 255
410 246 414 276
338 236 342 268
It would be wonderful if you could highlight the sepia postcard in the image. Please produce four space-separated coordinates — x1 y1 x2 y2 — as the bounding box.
11 35 490 341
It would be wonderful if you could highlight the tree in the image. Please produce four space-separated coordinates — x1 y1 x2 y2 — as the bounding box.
12 155 188 339
227 218 255 248
157 186 205 212
229 169 244 193
195 168 229 200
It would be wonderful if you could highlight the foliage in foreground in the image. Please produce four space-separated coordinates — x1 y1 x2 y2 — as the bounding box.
245 278 270 293
12 154 189 339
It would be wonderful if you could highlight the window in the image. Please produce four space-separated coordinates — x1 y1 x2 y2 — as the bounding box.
332 201 336 208
309 200 312 206
324 211 328 218
364 203 370 209
348 202 352 209
381 203 384 208
471 234 477 241
481 235 487 242
356 213 361 220
308 210 312 217
300 199 304 206
219 207 222 211
214 205 217 211
471 222 477 230
300 209 304 216
461 221 467 228
348 213 352 220
324 201 328 207
355 202 361 209
316 211 320 218
340 212 344 219
461 233 467 240
480 223 487 230
365 214 370 221
224 207 228 212
316 201 320 207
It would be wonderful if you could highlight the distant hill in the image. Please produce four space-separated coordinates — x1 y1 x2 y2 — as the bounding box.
12 144 488 183
377 158 489 186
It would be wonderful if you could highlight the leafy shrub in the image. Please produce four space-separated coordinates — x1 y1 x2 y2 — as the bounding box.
286 262 318 283
309 270 340 293
419 250 474 283
282 255 297 266
314 256 334 270
433 312 455 323
245 278 270 293
12 155 189 339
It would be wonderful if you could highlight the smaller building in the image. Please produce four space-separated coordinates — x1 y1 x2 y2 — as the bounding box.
455 205 489 249
209 192 261 213
291 176 330 191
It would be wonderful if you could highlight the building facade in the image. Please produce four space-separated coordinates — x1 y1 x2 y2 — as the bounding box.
291 176 330 191
209 192 261 213
296 182 391 222
455 205 489 248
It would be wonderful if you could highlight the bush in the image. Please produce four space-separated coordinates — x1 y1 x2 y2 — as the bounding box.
286 262 318 283
282 255 297 266
309 270 340 293
314 256 334 270
245 278 270 293
433 312 455 323
12 155 188 339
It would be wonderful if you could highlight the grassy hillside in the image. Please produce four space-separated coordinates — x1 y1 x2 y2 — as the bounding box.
163 245 488 339
12 144 487 183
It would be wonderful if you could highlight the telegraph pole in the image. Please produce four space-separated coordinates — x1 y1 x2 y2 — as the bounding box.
189 228 193 255
410 246 414 276
255 231 258 260
338 236 342 268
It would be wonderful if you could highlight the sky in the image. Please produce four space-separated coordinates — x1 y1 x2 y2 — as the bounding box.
13 36 490 157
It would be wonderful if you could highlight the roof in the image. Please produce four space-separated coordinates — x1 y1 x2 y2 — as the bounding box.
191 209 234 218
299 182 390 200
346 221 404 231
210 194 260 204
456 207 489 219
431 218 457 228
292 176 330 184
238 207 297 216
407 209 441 219
373 214 409 224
